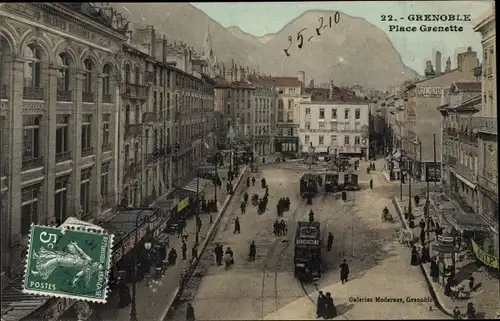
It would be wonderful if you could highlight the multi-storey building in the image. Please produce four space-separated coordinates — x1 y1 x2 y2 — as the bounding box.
438 82 482 210
299 86 370 159
402 48 478 181
274 77 303 153
0 2 128 319
473 4 498 259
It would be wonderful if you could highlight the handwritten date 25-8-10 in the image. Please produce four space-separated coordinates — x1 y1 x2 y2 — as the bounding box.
284 13 340 57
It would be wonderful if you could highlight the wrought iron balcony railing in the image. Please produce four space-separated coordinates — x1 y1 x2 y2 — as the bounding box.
102 94 113 104
56 151 71 163
454 163 477 183
102 144 112 152
23 86 44 100
56 90 72 102
125 123 142 139
472 117 497 135
22 156 43 171
81 147 95 157
82 92 95 103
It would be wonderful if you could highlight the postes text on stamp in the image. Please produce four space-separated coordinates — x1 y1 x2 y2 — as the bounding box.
22 224 114 303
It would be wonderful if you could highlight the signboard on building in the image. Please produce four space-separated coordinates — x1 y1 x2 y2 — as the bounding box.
417 86 443 97
295 239 320 245
178 197 190 211
426 165 441 182
471 239 499 269
274 136 299 153
277 123 299 129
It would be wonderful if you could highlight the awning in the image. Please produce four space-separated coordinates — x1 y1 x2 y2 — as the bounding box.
1 276 48 321
453 171 476 189
181 177 211 194
433 193 489 232
314 147 329 153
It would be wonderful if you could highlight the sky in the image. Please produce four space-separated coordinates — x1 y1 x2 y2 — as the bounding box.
191 1 493 73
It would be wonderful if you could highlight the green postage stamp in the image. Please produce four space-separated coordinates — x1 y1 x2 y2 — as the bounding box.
22 224 114 303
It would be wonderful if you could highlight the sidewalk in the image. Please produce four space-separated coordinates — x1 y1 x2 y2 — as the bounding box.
93 167 246 321
392 196 499 319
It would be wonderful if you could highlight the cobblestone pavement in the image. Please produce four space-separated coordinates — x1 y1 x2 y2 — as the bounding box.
393 195 500 319
91 167 237 321
167 159 449 320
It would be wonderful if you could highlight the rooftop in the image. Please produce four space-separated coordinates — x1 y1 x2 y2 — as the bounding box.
271 76 301 87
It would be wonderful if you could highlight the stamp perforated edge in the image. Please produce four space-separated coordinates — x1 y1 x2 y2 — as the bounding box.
22 223 115 304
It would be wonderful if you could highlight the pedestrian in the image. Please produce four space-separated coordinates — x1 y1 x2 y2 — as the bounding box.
369 179 373 189
240 201 246 215
252 177 256 186
410 245 419 266
249 241 256 261
327 232 334 252
340 259 349 284
430 258 438 282
273 220 280 236
192 245 198 261
468 275 475 292
196 216 202 233
186 303 195 321
246 177 250 187
308 209 315 222
276 203 282 217
243 192 249 204
181 241 187 260
168 248 178 265
280 220 287 236
285 197 290 211
316 291 325 318
419 219 425 230
226 181 231 194
214 244 223 266
453 306 461 319
420 228 426 246
324 292 337 319
414 195 420 207
234 217 241 234
466 302 476 319
421 246 430 263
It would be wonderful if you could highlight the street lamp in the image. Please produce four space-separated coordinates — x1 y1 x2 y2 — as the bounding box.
227 125 236 173
400 150 405 201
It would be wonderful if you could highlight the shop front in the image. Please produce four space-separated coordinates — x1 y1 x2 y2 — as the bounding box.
274 136 299 156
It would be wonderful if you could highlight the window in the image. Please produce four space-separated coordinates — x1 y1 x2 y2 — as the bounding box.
83 59 93 93
355 136 361 145
331 135 337 143
319 136 324 145
54 176 69 225
355 108 361 120
135 105 140 123
167 70 171 88
23 44 42 88
101 162 110 205
134 66 140 85
319 122 325 129
80 168 92 216
56 115 70 160
331 122 338 132
102 114 110 150
134 142 140 162
331 109 337 119
227 103 231 115
305 108 311 115
102 64 112 97
23 115 41 169
125 64 131 84
21 184 40 236
81 114 92 155
304 135 310 145
305 122 311 130
344 136 350 145
344 109 350 120
57 53 71 91
319 108 325 119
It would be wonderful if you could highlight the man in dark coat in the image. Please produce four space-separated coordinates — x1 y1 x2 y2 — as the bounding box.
327 232 334 252
186 303 195 321
414 194 420 207
249 241 256 261
196 216 202 233
430 258 439 282
285 197 290 211
419 219 426 230
324 292 337 319
340 259 349 284
316 291 326 318
192 245 198 261
234 217 241 234
241 201 246 215
420 228 426 246
252 177 256 186
279 220 287 236
309 210 315 222
243 192 249 204
246 177 250 187
214 244 223 266
273 220 280 236
168 248 178 265
369 179 373 189
181 241 187 260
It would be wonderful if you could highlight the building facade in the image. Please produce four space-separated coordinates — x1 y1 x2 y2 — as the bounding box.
402 48 478 181
473 5 498 259
298 99 370 159
248 75 276 156
274 77 302 152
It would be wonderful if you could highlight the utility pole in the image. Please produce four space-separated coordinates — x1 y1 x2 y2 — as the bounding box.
433 134 437 188
400 150 404 201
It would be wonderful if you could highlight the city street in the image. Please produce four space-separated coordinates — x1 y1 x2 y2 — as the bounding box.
168 159 449 320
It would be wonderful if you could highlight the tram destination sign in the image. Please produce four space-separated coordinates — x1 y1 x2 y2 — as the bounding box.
295 239 320 246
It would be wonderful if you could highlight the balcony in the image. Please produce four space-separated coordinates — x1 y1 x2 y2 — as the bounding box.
22 156 43 171
81 147 94 157
56 151 71 163
56 90 72 102
472 117 497 135
454 163 477 183
0 84 8 99
23 86 44 100
102 94 113 104
478 169 498 195
124 162 142 181
82 92 95 103
125 123 142 139
143 112 157 123
124 83 148 100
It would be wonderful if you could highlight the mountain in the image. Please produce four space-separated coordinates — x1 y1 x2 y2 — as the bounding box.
245 10 419 89
227 26 264 48
258 33 276 44
112 3 260 64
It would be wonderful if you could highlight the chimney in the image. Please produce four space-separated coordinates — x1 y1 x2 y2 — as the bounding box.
162 35 167 62
457 47 477 75
445 56 451 72
435 51 442 75
309 77 315 88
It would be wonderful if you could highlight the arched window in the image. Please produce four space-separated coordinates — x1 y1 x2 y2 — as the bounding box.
83 59 93 93
134 66 140 85
124 64 131 84
0 36 12 99
56 53 72 91
102 64 112 97
23 43 42 88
